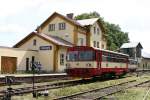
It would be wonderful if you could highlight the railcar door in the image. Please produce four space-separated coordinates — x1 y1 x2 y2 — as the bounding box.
96 51 102 68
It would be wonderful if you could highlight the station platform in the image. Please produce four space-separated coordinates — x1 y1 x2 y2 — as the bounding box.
0 73 67 78
0 73 67 83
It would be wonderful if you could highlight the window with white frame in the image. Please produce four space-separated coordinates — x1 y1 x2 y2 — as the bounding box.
97 28 99 35
48 24 55 31
93 41 96 47
59 23 66 30
97 42 99 48
79 38 84 46
60 54 65 65
102 44 104 49
94 27 96 34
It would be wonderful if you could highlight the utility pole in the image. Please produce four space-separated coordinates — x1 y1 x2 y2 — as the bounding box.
3 76 14 100
31 62 37 98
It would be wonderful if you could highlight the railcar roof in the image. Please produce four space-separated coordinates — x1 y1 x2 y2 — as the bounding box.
94 48 129 56
68 46 129 56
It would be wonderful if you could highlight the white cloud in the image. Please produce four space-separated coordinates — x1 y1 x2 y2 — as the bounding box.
0 0 47 17
0 24 30 47
0 24 28 33
0 0 150 52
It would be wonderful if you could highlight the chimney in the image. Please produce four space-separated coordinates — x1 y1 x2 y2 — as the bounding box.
66 13 74 19
36 26 42 33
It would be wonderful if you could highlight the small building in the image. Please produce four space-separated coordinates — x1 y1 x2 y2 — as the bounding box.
119 42 143 67
0 46 37 74
140 51 150 69
0 12 107 74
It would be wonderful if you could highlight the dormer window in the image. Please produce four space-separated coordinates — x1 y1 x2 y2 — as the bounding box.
97 42 99 48
33 39 36 46
97 28 99 34
93 41 96 47
94 27 96 34
102 44 104 49
59 23 66 30
49 24 55 31
79 38 84 46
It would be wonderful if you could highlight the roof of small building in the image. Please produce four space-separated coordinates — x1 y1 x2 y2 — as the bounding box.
77 18 99 26
120 42 143 49
0 46 37 51
13 31 73 48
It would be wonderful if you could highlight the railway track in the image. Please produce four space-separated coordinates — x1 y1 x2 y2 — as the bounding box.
0 77 109 98
54 79 150 100
0 76 133 99
0 79 82 98
0 74 148 99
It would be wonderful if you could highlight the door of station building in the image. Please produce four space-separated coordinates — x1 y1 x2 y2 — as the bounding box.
1 56 17 74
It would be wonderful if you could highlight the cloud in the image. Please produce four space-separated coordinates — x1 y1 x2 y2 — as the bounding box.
0 24 28 33
0 24 30 47
0 0 47 17
0 0 150 52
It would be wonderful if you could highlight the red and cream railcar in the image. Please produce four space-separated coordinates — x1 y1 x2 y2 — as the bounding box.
66 46 129 78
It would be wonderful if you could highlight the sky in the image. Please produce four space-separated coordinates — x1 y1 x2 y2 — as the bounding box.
0 0 150 53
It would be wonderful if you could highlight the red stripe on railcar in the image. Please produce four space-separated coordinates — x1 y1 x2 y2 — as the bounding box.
66 67 128 78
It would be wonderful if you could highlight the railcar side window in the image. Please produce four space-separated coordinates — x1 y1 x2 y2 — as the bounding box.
67 51 95 61
102 55 107 61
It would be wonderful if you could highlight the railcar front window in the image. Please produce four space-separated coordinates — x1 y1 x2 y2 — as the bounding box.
79 51 94 61
67 51 78 61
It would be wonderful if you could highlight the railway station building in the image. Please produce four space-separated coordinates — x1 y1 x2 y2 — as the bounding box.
0 12 107 74
119 42 143 69
140 52 150 69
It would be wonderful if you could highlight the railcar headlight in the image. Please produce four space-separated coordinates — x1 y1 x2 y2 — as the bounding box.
86 63 92 67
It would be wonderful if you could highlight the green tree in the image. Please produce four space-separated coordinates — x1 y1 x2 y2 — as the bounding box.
75 11 129 51
75 11 101 20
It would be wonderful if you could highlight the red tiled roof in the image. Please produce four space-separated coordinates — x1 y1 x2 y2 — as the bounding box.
13 31 73 48
39 33 73 47
38 12 84 30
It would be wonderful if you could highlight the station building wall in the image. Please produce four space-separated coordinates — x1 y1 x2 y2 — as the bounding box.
0 47 37 73
77 33 86 46
17 35 56 72
0 33 70 74
41 16 75 44
90 22 107 49
57 47 67 72
140 58 150 69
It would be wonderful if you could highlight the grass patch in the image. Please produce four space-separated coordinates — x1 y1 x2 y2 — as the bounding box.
105 87 150 100
10 75 150 100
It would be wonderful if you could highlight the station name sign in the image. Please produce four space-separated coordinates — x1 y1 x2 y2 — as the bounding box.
39 46 52 50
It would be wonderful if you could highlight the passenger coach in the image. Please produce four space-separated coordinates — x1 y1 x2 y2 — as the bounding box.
66 46 129 78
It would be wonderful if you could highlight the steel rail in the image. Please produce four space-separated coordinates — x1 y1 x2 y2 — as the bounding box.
54 80 150 100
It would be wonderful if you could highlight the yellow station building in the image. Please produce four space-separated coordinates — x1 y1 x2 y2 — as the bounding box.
0 12 107 74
